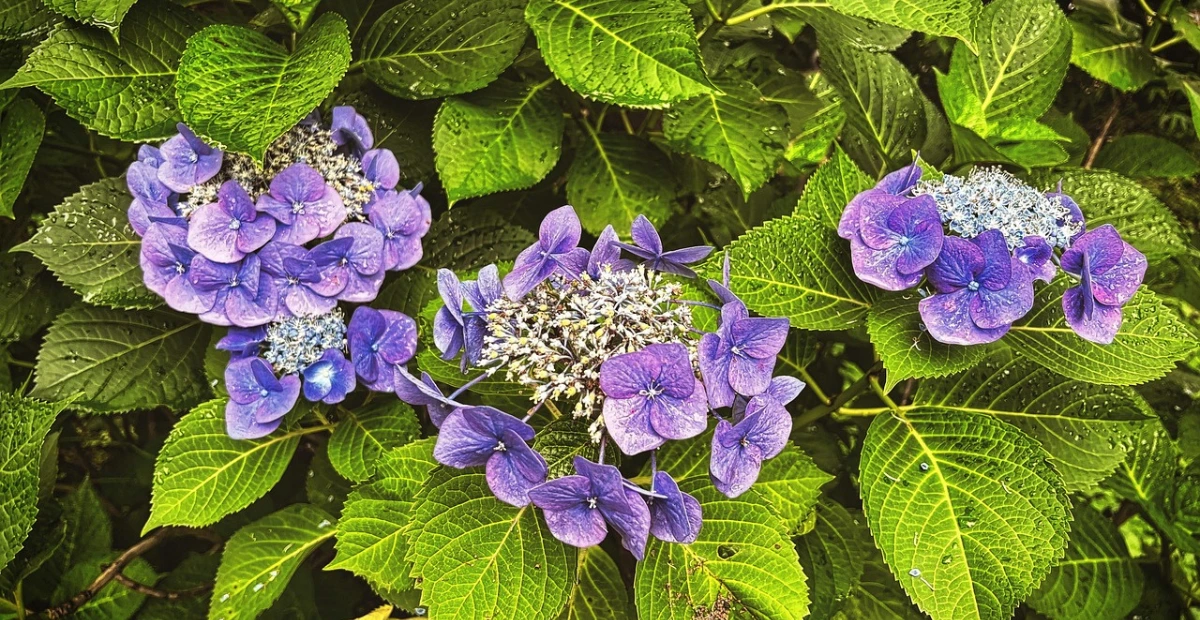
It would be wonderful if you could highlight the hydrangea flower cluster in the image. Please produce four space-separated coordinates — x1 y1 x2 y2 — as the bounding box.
399 208 803 558
128 108 431 439
839 163 1147 345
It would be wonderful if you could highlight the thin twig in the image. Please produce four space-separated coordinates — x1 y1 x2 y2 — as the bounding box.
1083 97 1121 169
112 574 212 600
793 362 883 428
41 528 180 619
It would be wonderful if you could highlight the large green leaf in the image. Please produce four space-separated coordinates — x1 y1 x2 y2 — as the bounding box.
867 293 998 392
0 394 59 573
43 0 137 30
1093 133 1200 178
557 546 630 620
752 445 832 535
0 0 58 40
567 131 674 236
13 177 158 308
826 0 981 51
533 418 605 479
914 348 1151 491
820 39 925 176
139 554 219 620
720 214 876 330
51 553 157 620
176 13 351 160
210 504 337 620
1 2 205 141
938 0 1070 131
405 467 574 620
1029 168 1187 264
780 73 846 167
525 0 714 108
433 78 564 202
144 399 304 532
860 409 1071 620
1104 420 1200 554
797 499 869 620
778 6 913 52
1028 505 1143 620
360 0 526 99
662 76 786 198
793 144 872 230
0 98 42 219
839 545 926 619
1007 283 1195 386
327 440 438 596
634 480 810 620
328 399 420 483
0 253 68 344
1069 16 1156 92
32 305 211 413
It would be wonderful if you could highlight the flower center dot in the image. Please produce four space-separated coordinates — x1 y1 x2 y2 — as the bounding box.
291 201 306 214
586 497 598 509
228 219 241 231
494 441 506 452
259 388 269 397
967 281 980 292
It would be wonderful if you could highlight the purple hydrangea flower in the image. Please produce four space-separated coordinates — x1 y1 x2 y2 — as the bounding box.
187 181 276 264
361 149 399 195
1046 181 1086 241
309 223 386 302
434 268 497 368
434 406 548 507
599 343 708 455
1060 224 1147 344
331 106 373 155
216 326 267 359
127 159 178 236
225 357 300 439
139 223 215 314
189 254 279 327
461 264 504 366
648 471 702 544
367 189 430 271
433 269 468 364
347 306 417 391
258 242 334 317
588 225 633 278
1014 236 1057 283
394 366 463 427
527 456 651 559
710 403 791 498
137 144 164 166
257 162 346 245
875 160 922 195
301 349 356 404
503 205 590 299
918 229 1035 345
699 301 789 409
617 215 714 277
845 195 944 291
738 375 805 421
157 124 223 193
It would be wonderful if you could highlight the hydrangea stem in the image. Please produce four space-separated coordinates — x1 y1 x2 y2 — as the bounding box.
623 479 668 500
792 362 882 428
448 371 491 400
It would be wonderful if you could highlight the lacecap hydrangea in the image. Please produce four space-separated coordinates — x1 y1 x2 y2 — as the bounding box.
838 162 1147 345
128 107 431 439
398 206 802 558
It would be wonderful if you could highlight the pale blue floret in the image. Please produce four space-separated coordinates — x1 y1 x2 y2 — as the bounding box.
262 309 347 375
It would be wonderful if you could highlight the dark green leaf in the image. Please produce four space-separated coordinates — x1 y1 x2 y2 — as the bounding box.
557 546 630 620
0 98 43 218
567 131 675 236
0 393 60 573
826 0 981 51
796 499 868 619
43 0 137 30
1094 133 1200 178
793 144 872 230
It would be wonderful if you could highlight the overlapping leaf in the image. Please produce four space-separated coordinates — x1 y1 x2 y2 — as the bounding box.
0 98 43 218
1103 420 1200 554
1094 133 1200 178
558 547 630 620
0 394 60 573
860 409 1071 620
1070 15 1156 92
0 0 59 40
752 446 832 534
43 0 137 30
797 499 869 619
0 253 68 343
793 144 872 230
868 294 999 391
51 553 157 620
826 0 981 51
1028 505 1143 620
328 400 420 483
567 131 674 236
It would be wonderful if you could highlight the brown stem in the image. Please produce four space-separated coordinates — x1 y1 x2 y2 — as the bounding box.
1084 97 1121 169
41 528 180 619
112 574 212 600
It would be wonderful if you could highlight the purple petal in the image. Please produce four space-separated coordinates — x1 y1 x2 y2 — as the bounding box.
334 222 385 275
1047 185 1086 237
187 203 244 263
849 236 924 291
605 488 651 560
630 215 664 254
302 350 356 404
529 477 609 548
486 432 548 507
838 190 906 240
730 317 789 359
555 248 591 280
226 400 284 440
434 408 502 468
699 333 735 409
1015 236 1056 283
253 374 301 423
646 385 709 441
973 230 1012 291
919 288 1009 345
588 225 630 278
649 472 702 543
969 258 1034 329
602 397 664 455
224 276 279 328
599 350 655 399
331 106 373 153
377 309 418 365
647 343 697 399
216 326 267 358
1063 285 1124 344
362 149 399 190
740 408 791 460
540 205 583 255
659 245 714 265
503 246 555 300
709 420 764 498
434 306 465 360
728 355 776 397
926 236 984 293
463 264 503 311
760 375 805 406
225 357 268 405
877 161 922 195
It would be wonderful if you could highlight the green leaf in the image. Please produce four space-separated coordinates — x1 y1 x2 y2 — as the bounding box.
558 546 630 620
720 214 876 330
793 144 872 230
433 78 564 202
327 440 437 596
533 418 605 479
0 0 58 41
939 0 1070 130
0 393 59 573
1028 505 1143 620
662 75 786 198
826 0 981 52
860 408 1071 620
1 2 205 141
914 348 1152 491
139 553 219 620
328 399 420 483
13 177 158 308
51 553 157 620
643 428 713 481
868 293 999 391
779 7 913 52
0 98 42 219
1093 133 1200 178
210 504 337 620
43 0 137 30
405 467 574 620
1169 3 1200 49
567 130 675 236
270 0 321 32
0 252 69 344
797 499 869 620
1007 283 1195 386
145 399 304 532
53 480 113 573
1029 168 1187 263
634 480 810 620
176 13 351 160
421 205 538 272
360 0 526 99
1104 420 1200 554
819 40 925 176
32 305 211 413
780 73 846 167
753 445 833 535
306 443 350 514
840 545 927 619
525 0 714 108
1069 16 1157 92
